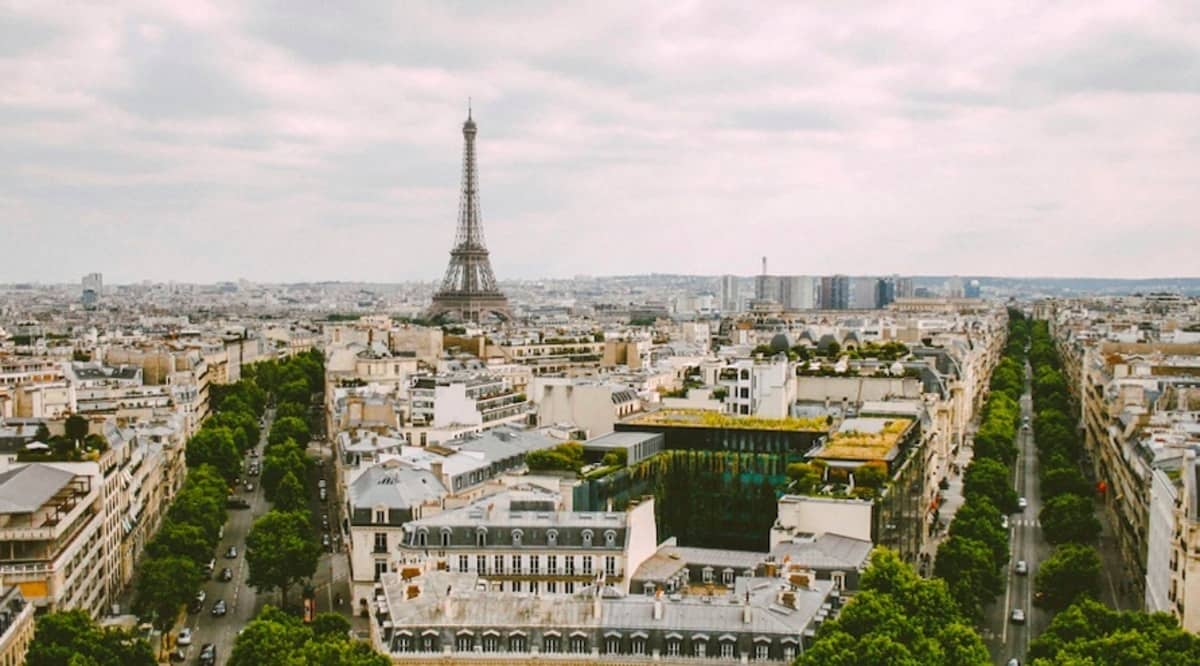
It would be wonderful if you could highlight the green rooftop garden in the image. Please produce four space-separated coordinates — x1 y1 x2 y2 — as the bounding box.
627 408 829 432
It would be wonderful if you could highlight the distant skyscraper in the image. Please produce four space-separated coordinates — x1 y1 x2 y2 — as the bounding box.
875 278 896 308
779 276 818 310
850 277 878 309
944 276 965 298
81 272 102 307
964 279 982 299
820 275 850 310
754 257 780 303
427 108 512 322
894 277 914 299
719 275 739 312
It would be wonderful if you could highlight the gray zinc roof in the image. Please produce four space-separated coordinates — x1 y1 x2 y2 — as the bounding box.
349 463 446 510
0 464 79 513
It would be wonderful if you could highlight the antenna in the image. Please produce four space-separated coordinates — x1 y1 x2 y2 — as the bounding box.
762 256 768 276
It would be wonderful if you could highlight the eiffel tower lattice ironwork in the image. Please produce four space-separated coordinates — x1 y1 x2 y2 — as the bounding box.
426 108 513 322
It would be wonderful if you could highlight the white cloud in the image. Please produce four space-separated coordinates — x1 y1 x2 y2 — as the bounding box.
1 0 1198 282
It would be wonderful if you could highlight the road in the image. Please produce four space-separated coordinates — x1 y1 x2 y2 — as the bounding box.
172 408 273 665
986 361 1052 664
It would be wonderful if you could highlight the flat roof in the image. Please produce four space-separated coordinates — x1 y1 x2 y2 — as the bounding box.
583 431 661 450
813 417 914 462
624 409 828 432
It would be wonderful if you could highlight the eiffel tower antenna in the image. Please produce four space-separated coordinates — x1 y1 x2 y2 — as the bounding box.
426 107 512 322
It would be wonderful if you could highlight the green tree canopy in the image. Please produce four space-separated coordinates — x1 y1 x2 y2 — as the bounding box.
133 555 203 632
963 458 1018 514
933 535 1003 622
262 440 310 501
1028 598 1200 665
27 610 156 666
1040 465 1092 500
273 470 309 514
230 606 386 666
1035 543 1102 610
1040 493 1102 545
269 416 311 449
65 413 89 443
948 496 1009 567
246 510 320 608
185 426 241 482
144 519 211 567
525 442 585 473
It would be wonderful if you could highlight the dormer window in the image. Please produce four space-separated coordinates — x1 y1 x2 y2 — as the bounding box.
441 528 452 547
604 530 617 547
511 529 523 547
417 529 428 547
546 529 558 547
581 530 593 547
476 527 487 547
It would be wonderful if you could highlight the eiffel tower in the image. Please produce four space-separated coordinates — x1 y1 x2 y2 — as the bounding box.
426 107 513 322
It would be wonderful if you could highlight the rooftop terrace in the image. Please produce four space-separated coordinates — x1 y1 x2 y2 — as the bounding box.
625 409 828 432
814 417 914 463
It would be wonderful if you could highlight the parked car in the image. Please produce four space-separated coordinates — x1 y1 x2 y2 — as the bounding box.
318 478 327 489
199 643 216 666
177 627 192 646
220 567 234 582
322 533 332 551
1010 608 1026 624
211 600 227 617
225 545 238 559
319 488 328 502
321 513 329 529
226 496 251 510
1001 515 1009 529
190 590 206 613
244 481 255 492
168 648 187 662
1017 497 1028 511
1007 659 1021 666
1015 560 1028 575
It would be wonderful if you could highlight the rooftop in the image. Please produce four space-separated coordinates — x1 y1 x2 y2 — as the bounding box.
0 464 79 513
625 409 828 432
812 417 913 463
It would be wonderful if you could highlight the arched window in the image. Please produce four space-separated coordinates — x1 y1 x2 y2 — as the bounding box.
546 529 558 546
511 529 523 547
476 528 487 547
569 635 588 654
416 529 428 547
631 636 647 655
604 635 621 654
455 634 473 652
482 633 499 652
421 633 438 652
440 528 452 547
603 530 616 547
509 634 527 652
581 530 593 547
665 638 681 656
544 635 561 653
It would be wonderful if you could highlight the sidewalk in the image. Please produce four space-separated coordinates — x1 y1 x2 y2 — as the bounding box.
1093 496 1138 611
921 438 977 574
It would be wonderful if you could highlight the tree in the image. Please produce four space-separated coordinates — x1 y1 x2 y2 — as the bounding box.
1035 543 1102 610
145 519 212 566
933 536 1003 622
185 426 240 482
246 510 320 608
786 462 822 493
133 556 203 652
64 413 89 443
948 497 1008 567
275 401 309 422
963 458 1018 514
274 470 308 514
1041 465 1092 500
524 442 585 473
26 610 156 666
278 378 312 406
311 613 351 642
1040 493 1102 545
228 606 310 666
269 416 311 449
35 423 51 442
262 441 310 501
1028 597 1200 664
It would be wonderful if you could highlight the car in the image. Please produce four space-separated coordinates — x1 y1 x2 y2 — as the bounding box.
220 567 234 582
322 533 332 551
210 600 227 617
1022 423 1031 432
1017 497 1028 511
168 647 187 662
1015 560 1028 575
177 627 192 645
199 643 216 666
225 545 238 559
190 590 206 613
1010 608 1026 624
244 481 255 492
319 488 328 502
318 478 327 489
1007 659 1021 666
226 496 250 510
321 513 329 529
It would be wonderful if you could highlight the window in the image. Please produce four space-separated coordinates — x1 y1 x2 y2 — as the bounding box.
455 635 473 652
512 529 523 546
396 635 413 652
666 640 681 656
632 637 646 655
722 569 734 585
783 646 796 661
417 531 428 547
755 644 769 660
832 572 845 590
476 555 487 574
530 580 539 594
721 642 735 658
547 529 558 546
569 636 587 653
565 556 575 575
604 556 616 577
604 530 616 547
441 530 451 547
374 560 387 581
375 509 386 523
694 642 707 657
565 581 575 594
458 555 469 573
482 635 499 652
373 533 387 553
582 530 593 547
509 635 527 652
476 529 487 547
422 635 437 652
547 581 557 593
703 567 714 583
530 555 540 574
494 554 505 574
547 555 558 574
511 554 522 574
512 581 522 592
544 636 561 653
606 636 620 654
644 583 656 596
582 556 593 575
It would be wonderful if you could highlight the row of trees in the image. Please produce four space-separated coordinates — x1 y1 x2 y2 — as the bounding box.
229 607 388 666
932 309 1028 622
1027 319 1104 611
798 549 990 665
25 610 156 666
244 350 325 611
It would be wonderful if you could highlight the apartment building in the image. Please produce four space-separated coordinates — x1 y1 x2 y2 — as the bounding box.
717 356 795 418
532 377 642 438
394 489 658 596
407 372 529 433
0 579 34 666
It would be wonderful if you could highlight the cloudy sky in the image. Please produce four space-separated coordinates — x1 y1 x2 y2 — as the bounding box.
3 1 1199 284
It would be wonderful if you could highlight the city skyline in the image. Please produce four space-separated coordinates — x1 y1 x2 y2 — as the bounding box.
3 2 1200 284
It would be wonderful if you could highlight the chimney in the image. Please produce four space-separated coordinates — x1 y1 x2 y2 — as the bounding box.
431 461 443 484
742 591 751 624
593 583 603 619
442 586 453 617
653 589 663 620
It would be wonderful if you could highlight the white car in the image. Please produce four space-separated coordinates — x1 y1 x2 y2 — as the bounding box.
1017 497 1028 511
177 627 193 646
1015 560 1028 575
1001 515 1009 529
1010 608 1026 624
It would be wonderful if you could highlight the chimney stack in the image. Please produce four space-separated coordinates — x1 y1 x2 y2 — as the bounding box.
653 589 663 620
442 586 453 617
742 591 752 624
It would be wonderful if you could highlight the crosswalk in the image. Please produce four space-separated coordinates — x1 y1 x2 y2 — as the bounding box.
1011 518 1041 528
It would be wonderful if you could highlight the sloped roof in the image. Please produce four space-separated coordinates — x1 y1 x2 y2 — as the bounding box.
0 464 78 513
